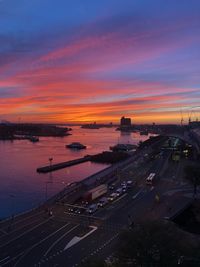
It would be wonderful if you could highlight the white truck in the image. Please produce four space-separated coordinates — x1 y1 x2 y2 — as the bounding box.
83 184 108 203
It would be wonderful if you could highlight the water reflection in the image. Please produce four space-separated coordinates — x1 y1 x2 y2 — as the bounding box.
0 126 152 218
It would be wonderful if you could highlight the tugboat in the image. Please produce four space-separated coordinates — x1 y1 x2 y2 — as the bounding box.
66 142 86 149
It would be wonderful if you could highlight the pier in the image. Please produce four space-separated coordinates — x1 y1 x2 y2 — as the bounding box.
36 151 132 173
37 155 91 173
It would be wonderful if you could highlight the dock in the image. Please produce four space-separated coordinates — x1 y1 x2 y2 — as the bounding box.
37 155 91 173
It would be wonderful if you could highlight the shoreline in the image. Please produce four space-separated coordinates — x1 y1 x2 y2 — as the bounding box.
0 153 137 222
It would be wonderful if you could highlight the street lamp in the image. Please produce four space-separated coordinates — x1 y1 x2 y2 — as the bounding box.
9 194 15 217
8 194 16 232
45 181 53 201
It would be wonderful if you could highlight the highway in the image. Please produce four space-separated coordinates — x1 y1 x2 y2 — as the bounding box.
0 136 195 267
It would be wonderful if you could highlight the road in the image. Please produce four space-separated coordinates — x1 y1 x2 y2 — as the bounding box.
0 136 195 267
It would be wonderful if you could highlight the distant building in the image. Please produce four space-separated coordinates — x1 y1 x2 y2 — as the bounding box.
120 116 131 126
189 120 200 128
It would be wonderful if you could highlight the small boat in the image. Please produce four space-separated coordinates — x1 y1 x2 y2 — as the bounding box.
29 136 39 142
66 142 86 149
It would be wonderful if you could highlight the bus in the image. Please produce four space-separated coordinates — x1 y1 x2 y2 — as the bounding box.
146 173 156 185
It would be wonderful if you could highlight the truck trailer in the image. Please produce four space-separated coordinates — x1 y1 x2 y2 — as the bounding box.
83 184 107 202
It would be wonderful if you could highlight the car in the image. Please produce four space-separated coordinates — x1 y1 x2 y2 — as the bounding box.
121 181 127 186
74 208 85 214
127 180 133 187
116 188 123 196
86 204 98 214
68 207 75 213
108 193 118 201
81 200 89 206
122 185 127 193
109 183 116 190
98 197 108 207
49 210 53 216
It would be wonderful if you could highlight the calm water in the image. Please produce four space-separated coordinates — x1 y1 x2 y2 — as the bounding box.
0 126 151 219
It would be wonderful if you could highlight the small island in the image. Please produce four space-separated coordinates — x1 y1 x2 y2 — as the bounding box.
0 123 72 141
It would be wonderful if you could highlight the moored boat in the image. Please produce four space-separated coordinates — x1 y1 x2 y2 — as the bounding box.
66 142 86 149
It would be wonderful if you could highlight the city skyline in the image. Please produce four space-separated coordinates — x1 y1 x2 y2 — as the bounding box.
0 0 200 123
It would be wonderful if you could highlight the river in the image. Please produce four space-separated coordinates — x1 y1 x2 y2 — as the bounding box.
0 126 151 219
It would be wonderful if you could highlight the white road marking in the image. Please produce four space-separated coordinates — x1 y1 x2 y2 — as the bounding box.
0 228 7 235
0 256 10 264
0 217 53 249
132 189 143 199
64 212 103 220
112 193 127 204
44 224 79 257
13 222 70 267
0 210 44 227
64 226 97 251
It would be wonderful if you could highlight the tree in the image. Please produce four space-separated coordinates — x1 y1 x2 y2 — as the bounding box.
184 165 200 197
80 259 107 267
115 220 200 267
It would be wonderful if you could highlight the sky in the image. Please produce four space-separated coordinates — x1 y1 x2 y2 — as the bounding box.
0 0 200 124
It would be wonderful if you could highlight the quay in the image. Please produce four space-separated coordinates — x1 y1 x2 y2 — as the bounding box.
37 155 91 173
36 151 131 173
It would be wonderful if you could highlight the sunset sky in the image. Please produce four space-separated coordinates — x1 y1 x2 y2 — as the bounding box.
0 0 200 124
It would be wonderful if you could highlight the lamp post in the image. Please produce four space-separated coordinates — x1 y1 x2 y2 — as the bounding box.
48 157 53 182
10 194 15 217
8 194 15 232
45 181 52 201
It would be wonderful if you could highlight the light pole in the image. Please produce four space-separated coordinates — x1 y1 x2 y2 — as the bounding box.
9 194 15 231
48 157 53 181
45 181 53 201
10 194 15 217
